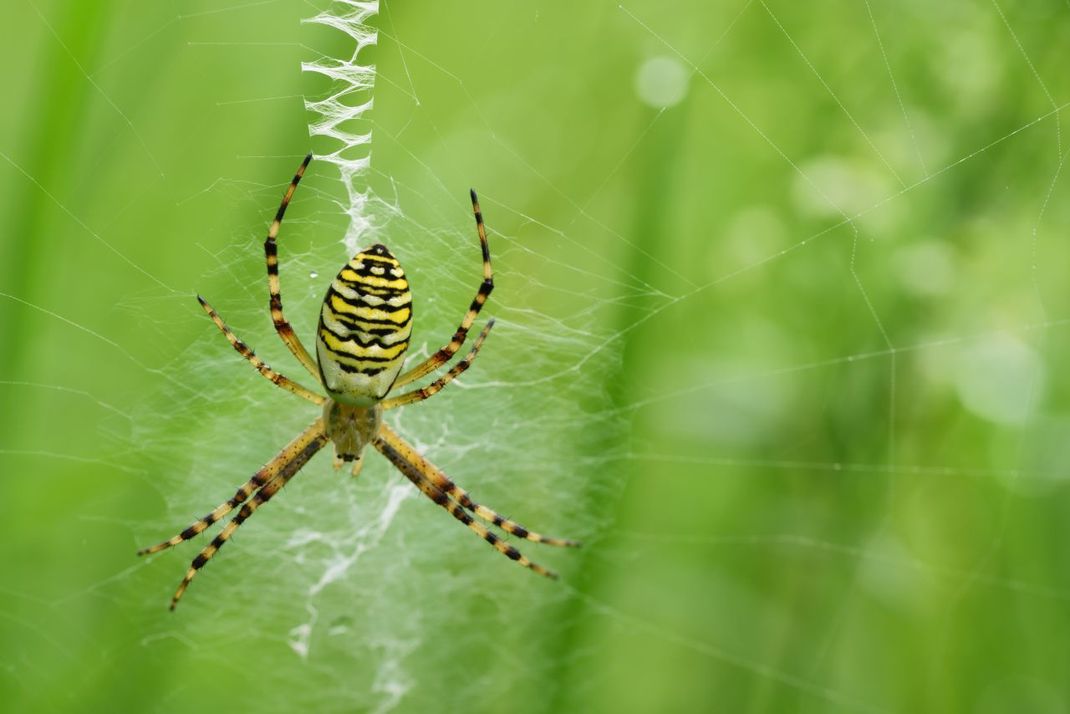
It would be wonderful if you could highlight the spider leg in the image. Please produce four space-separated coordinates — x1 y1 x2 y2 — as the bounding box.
264 153 322 382
167 420 330 610
197 295 325 405
138 418 328 557
374 434 558 578
381 319 494 410
392 189 493 389
376 424 580 549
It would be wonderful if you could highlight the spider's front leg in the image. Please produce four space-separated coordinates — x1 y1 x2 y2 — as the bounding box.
138 418 329 609
377 433 559 579
373 424 580 580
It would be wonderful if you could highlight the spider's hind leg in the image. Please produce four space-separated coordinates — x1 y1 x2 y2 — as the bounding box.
392 189 494 390
263 153 322 382
382 320 494 410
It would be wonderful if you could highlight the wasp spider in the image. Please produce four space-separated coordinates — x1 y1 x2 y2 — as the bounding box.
139 154 579 609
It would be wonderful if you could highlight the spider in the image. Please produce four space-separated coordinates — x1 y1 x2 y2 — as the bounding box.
139 154 579 610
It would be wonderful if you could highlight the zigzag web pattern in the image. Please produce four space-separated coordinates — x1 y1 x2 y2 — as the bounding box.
303 0 382 253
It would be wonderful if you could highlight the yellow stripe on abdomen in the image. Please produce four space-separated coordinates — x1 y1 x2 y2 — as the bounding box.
316 244 413 406
327 293 411 325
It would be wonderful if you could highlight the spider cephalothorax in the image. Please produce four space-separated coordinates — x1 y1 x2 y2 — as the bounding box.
323 399 382 469
138 154 578 609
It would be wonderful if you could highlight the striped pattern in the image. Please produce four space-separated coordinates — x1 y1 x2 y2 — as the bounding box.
164 420 330 609
376 423 579 549
381 319 495 410
196 295 324 405
316 244 413 405
137 169 579 609
391 189 494 390
374 433 558 579
138 418 328 560
263 153 322 382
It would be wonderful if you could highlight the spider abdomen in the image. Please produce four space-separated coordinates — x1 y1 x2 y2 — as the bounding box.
316 244 413 406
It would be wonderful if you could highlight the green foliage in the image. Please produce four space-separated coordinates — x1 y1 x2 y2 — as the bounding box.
2 1 1070 712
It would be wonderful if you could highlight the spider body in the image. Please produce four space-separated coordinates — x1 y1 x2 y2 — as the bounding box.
323 400 382 466
139 154 578 610
316 244 413 406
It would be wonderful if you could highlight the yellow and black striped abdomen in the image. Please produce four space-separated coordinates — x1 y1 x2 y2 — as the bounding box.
316 244 413 406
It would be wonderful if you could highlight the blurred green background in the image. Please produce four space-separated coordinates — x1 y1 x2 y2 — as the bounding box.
3 1 1070 712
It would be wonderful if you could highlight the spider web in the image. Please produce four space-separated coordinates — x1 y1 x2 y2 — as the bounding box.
2 0 1070 712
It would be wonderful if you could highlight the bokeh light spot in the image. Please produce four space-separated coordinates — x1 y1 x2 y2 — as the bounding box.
635 56 689 108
